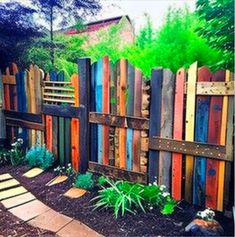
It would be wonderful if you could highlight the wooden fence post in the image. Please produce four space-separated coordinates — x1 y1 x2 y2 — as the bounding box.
0 71 6 145
78 58 91 173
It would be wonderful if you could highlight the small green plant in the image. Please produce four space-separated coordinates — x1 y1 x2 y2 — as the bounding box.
97 175 108 187
196 208 215 222
0 149 10 166
73 172 94 190
92 178 176 218
25 145 54 170
54 163 76 177
9 138 25 166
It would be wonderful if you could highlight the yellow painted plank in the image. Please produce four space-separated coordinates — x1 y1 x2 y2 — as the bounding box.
0 179 19 191
185 62 197 203
217 70 230 211
0 186 27 200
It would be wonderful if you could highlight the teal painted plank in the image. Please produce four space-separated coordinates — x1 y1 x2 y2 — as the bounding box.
96 59 103 164
64 118 71 167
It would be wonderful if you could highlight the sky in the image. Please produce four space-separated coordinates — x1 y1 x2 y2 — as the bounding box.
4 0 196 32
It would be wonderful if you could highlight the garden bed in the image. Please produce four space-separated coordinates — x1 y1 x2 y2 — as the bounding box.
0 165 234 237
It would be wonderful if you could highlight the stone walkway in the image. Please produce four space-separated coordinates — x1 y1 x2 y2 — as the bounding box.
0 173 102 237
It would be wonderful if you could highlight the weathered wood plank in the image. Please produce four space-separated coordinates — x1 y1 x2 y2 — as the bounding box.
148 69 163 183
6 118 44 131
0 72 6 141
89 161 147 184
158 69 174 190
149 137 228 161
4 110 42 123
89 112 149 130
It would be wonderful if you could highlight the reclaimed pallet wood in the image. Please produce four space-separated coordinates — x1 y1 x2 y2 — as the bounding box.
159 69 174 190
148 69 163 183
224 74 234 209
193 66 211 206
132 69 142 172
119 59 127 169
217 70 230 211
71 74 80 171
184 62 197 203
126 63 135 171
109 62 117 166
59 116 65 166
52 116 58 160
115 61 120 167
206 70 225 210
102 56 110 165
95 59 103 164
64 118 71 167
0 71 6 141
172 68 185 200
3 67 10 110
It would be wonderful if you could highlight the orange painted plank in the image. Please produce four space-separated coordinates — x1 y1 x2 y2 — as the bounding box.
45 116 52 151
71 74 80 171
119 59 127 169
102 56 110 165
172 68 185 200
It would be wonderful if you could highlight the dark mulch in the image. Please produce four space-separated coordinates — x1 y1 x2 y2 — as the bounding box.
0 203 54 237
0 165 234 237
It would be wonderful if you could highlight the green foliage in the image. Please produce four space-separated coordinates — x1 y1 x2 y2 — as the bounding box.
25 145 54 170
54 163 76 177
92 178 176 218
97 175 108 187
123 8 222 77
74 172 94 190
9 138 25 166
196 0 234 70
0 148 10 167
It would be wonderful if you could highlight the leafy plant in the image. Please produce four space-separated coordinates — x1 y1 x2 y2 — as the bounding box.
25 145 54 170
97 175 108 187
0 149 10 167
54 163 76 177
74 172 94 190
9 138 25 166
92 178 176 218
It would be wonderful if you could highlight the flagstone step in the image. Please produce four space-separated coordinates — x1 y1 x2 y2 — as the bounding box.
0 179 20 191
2 192 36 209
0 186 28 201
0 173 13 182
23 168 44 178
46 175 68 186
9 199 50 222
29 209 72 233
63 187 87 199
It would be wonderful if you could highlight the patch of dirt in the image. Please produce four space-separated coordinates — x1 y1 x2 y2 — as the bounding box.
0 165 234 237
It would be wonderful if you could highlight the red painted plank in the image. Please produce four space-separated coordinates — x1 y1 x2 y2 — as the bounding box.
172 68 185 200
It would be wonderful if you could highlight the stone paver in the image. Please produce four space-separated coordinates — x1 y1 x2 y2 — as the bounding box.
29 209 72 232
0 173 12 182
63 187 87 199
0 186 28 200
57 220 102 237
0 179 20 191
1 192 36 209
46 175 68 186
23 168 44 178
9 199 50 221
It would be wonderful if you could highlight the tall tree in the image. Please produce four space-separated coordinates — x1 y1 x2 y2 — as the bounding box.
196 0 234 70
31 0 101 66
0 2 42 70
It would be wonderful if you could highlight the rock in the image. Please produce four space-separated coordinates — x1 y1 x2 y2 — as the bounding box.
185 218 224 236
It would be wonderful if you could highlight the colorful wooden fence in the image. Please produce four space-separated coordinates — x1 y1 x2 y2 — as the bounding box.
0 57 234 213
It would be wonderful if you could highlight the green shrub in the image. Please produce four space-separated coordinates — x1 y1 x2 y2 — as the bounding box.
0 149 10 167
92 178 176 218
25 145 54 170
74 172 94 190
97 175 108 187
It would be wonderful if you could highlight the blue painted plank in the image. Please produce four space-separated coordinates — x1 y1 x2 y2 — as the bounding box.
193 67 211 206
90 62 98 162
95 59 103 164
